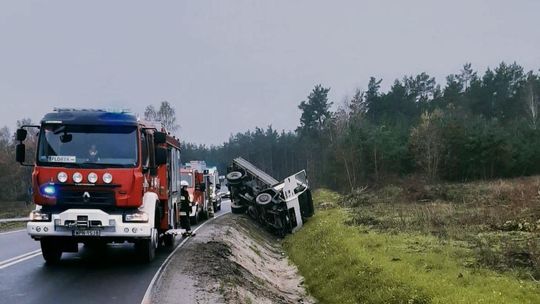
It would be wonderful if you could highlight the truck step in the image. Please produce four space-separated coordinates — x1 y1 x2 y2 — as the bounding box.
164 229 186 236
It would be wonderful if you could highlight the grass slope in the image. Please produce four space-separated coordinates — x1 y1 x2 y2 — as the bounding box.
284 189 540 304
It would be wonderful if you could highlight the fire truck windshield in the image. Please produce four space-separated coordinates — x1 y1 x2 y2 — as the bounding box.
37 124 138 168
180 172 194 187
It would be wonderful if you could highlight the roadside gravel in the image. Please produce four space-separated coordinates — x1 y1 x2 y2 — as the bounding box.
151 214 313 304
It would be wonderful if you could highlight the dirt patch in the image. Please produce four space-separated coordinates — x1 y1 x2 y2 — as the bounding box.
152 214 314 304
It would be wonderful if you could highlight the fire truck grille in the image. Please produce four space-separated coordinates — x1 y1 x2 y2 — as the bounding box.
56 189 116 206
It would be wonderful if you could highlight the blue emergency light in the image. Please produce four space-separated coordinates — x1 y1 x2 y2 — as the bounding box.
41 184 56 197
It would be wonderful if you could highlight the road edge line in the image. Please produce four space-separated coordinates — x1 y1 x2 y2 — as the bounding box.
0 251 42 270
140 211 230 304
0 249 41 267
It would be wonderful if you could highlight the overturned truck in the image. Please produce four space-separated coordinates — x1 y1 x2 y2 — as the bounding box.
226 157 315 236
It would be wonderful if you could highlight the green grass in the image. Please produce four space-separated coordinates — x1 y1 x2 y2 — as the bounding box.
283 189 540 304
0 201 33 219
0 201 31 232
0 221 26 232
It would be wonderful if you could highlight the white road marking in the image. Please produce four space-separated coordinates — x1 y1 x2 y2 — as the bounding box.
0 249 42 270
141 211 231 304
0 229 26 236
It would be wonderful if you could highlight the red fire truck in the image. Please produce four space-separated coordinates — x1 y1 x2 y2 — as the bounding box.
15 108 182 263
180 164 209 224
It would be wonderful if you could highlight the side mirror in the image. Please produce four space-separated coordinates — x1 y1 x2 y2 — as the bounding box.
16 144 25 163
155 147 167 166
16 129 27 141
154 132 166 145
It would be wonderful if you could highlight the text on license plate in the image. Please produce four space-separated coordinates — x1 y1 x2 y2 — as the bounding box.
72 230 101 237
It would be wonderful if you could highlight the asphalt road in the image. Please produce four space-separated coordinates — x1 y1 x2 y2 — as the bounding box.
0 200 231 304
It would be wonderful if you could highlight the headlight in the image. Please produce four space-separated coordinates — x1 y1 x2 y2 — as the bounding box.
123 211 149 222
57 172 68 183
73 172 83 183
103 173 113 184
29 210 51 222
88 172 98 183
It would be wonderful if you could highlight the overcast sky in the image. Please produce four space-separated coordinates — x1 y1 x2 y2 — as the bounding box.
1 0 539 145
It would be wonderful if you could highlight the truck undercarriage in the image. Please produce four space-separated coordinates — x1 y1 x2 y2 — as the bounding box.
226 157 314 236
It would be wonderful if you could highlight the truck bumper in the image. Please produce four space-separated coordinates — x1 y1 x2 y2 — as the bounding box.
27 208 153 239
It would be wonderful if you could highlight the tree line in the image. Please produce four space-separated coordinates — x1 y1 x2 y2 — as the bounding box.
0 62 538 201
181 62 540 191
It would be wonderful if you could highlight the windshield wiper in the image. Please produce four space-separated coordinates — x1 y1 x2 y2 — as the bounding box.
80 162 109 168
52 125 66 134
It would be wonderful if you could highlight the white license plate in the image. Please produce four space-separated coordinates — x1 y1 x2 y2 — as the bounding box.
72 229 101 237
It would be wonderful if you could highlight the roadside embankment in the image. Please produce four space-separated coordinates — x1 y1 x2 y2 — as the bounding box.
0 201 32 232
151 213 314 304
283 187 540 304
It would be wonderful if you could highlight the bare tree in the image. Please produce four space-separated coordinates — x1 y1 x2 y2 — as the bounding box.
144 105 159 122
144 101 180 133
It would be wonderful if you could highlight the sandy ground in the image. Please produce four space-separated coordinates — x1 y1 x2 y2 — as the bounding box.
151 214 314 304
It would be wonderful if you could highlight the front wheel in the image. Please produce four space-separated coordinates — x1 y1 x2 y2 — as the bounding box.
40 239 62 264
163 233 175 247
173 204 179 229
200 209 209 221
136 228 157 262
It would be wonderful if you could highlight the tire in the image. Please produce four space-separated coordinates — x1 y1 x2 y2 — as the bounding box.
136 228 157 262
163 233 175 247
247 206 259 219
231 202 248 214
255 192 273 206
190 213 199 225
200 209 208 221
40 239 62 264
226 171 244 185
173 205 179 229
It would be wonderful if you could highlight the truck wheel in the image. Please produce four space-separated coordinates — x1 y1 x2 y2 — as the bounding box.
173 205 179 229
200 209 208 221
190 213 199 225
40 239 62 264
231 202 247 214
136 228 157 262
163 233 175 247
256 193 273 206
226 171 244 185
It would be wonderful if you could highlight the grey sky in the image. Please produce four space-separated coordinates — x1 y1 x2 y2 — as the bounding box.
1 1 539 145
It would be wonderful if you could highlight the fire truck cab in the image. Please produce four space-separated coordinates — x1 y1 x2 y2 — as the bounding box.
180 162 209 224
15 108 182 263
